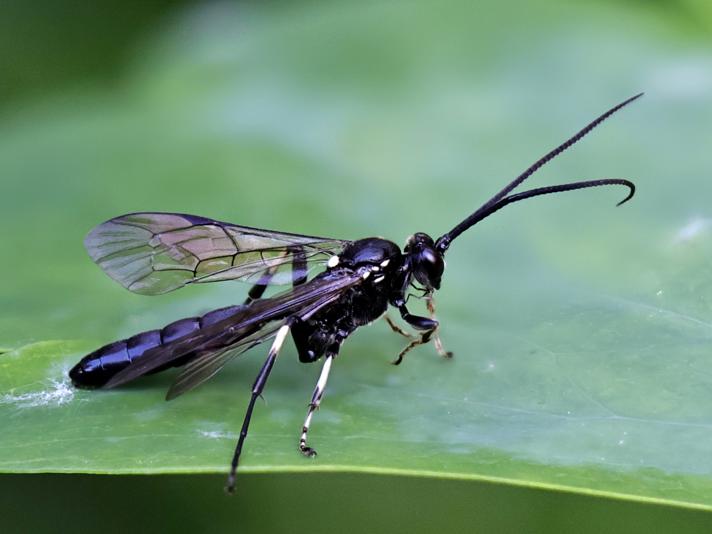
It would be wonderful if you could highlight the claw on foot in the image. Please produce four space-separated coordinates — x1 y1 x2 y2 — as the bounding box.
225 474 236 495
300 444 318 457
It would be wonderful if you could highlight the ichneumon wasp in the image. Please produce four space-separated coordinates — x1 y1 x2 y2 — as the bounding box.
70 93 641 492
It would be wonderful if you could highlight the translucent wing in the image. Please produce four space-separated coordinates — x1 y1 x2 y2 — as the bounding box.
165 321 282 400
85 212 349 295
103 267 368 394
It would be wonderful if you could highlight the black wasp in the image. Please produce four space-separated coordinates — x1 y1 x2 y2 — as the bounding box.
70 94 641 492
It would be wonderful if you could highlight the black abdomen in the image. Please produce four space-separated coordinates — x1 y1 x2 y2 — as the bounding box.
69 305 245 388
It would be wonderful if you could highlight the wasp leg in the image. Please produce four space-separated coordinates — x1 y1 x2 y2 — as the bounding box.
289 245 308 286
384 314 414 339
243 246 307 305
226 321 292 494
391 304 439 365
299 347 339 457
392 329 435 365
243 275 273 304
398 304 438 331
426 295 453 359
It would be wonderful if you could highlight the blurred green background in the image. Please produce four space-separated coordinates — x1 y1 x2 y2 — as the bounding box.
1 0 712 532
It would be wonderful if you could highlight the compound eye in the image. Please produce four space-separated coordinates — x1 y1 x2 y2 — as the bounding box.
427 253 445 284
414 248 444 290
421 248 438 265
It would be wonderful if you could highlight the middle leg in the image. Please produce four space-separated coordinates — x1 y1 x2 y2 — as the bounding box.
299 346 339 457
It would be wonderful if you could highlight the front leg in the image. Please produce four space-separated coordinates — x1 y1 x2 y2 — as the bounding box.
390 304 438 365
398 304 438 331
425 295 453 359
383 314 414 339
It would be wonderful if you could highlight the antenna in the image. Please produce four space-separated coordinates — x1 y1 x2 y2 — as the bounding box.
435 93 642 253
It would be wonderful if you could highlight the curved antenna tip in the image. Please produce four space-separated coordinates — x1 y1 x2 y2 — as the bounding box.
615 182 636 207
437 95 643 247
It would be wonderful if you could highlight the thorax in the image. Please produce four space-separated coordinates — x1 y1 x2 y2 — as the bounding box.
292 237 406 362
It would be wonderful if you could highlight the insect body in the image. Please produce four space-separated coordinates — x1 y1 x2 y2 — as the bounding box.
70 94 641 492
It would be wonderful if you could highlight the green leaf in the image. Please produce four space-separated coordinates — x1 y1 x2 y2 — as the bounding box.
1 0 712 514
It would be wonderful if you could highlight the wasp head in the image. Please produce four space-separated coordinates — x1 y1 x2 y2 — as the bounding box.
404 233 445 291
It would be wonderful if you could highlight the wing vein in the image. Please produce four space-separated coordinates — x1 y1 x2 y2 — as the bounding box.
85 212 349 295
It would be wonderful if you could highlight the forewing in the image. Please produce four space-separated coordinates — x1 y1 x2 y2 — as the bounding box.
85 212 348 295
103 267 367 391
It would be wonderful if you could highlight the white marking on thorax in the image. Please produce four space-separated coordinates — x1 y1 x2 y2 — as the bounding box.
327 255 340 268
380 259 390 268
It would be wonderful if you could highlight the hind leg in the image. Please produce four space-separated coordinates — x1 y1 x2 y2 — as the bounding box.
243 246 308 304
226 321 292 493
